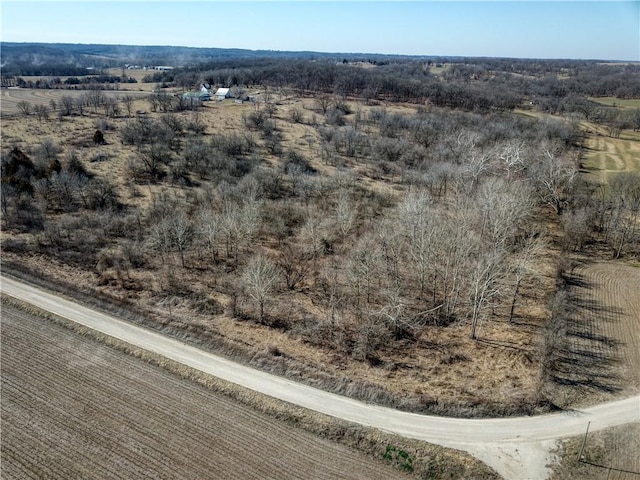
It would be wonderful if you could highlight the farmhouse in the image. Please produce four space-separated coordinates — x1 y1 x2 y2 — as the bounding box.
214 87 231 100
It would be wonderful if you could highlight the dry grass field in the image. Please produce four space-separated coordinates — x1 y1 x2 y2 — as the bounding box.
588 97 640 109
0 302 408 480
0 88 150 116
548 262 640 407
582 132 640 184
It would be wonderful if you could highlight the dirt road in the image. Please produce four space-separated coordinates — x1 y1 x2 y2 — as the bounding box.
2 274 638 479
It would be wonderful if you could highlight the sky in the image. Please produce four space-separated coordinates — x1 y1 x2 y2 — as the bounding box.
1 1 638 61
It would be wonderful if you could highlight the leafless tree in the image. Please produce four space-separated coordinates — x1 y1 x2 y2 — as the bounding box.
197 206 222 263
376 286 415 339
34 104 49 123
242 253 279 323
530 146 577 214
75 97 85 116
508 233 546 322
498 140 526 179
146 219 172 264
334 189 356 238
17 100 31 116
276 243 311 290
476 178 534 253
168 211 194 268
315 95 333 114
605 172 640 258
398 189 434 297
85 90 106 113
60 95 75 116
219 199 261 264
347 234 381 309
300 207 329 264
469 248 505 340
121 94 135 117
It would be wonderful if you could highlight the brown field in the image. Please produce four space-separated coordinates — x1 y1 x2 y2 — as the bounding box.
0 88 151 116
551 422 640 480
0 302 407 480
548 262 640 407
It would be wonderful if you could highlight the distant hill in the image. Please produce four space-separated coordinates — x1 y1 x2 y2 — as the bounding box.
0 42 426 76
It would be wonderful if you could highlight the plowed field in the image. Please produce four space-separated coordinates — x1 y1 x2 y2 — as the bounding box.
0 303 404 480
557 262 640 403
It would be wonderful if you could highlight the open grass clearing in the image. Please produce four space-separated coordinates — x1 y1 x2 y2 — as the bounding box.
588 97 640 109
0 302 411 480
582 132 640 184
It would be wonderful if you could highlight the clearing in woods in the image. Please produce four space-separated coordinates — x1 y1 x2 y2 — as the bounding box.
551 262 640 407
582 132 640 184
0 303 406 480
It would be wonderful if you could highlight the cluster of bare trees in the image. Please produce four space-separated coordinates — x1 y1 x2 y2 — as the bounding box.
16 92 141 121
4 73 613 368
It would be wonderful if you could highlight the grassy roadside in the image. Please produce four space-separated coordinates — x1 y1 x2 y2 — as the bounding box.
0 293 499 480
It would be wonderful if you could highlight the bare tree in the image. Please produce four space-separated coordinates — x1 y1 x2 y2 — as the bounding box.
315 95 333 114
508 233 546 322
469 248 505 340
34 104 49 123
168 211 194 268
75 97 85 116
498 140 526 180
347 234 381 308
300 207 329 264
17 100 31 117
276 243 311 290
530 146 577 215
146 219 172 265
334 189 356 238
85 90 106 114
605 172 640 258
197 206 222 263
398 189 434 297
242 253 279 323
60 95 75 116
376 286 416 339
121 94 135 117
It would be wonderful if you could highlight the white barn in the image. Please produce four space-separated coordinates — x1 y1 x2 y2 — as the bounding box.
214 88 231 100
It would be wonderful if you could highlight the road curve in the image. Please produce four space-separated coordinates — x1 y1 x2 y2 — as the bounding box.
2 274 638 478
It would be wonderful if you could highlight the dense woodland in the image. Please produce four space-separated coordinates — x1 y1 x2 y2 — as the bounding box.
2 48 639 415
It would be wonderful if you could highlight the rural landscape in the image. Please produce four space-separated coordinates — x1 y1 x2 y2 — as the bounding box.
1 40 639 480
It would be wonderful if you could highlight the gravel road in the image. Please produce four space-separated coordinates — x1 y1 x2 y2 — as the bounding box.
2 274 638 479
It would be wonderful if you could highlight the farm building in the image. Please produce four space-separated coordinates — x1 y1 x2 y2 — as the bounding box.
182 85 212 101
214 88 231 100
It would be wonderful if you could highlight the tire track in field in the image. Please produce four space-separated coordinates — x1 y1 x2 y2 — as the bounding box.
1 304 405 480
